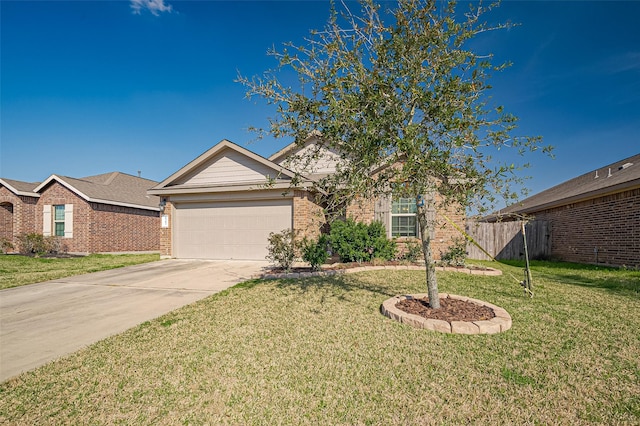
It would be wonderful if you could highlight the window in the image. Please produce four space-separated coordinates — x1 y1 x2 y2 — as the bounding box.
53 205 65 237
391 197 417 237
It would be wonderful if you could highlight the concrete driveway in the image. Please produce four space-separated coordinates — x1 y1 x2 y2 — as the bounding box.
0 259 267 382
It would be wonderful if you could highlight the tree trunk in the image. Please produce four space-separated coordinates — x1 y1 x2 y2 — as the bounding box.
416 192 440 309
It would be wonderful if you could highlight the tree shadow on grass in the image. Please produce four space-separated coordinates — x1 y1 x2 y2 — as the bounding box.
270 272 404 300
500 260 640 298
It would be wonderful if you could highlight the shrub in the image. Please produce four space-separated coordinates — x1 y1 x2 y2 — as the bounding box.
266 229 299 272
301 234 330 271
400 239 423 263
329 219 368 263
0 237 14 254
17 233 64 256
367 221 397 260
439 237 467 267
329 219 396 263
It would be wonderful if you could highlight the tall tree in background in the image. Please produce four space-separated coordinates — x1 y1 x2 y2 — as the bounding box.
238 0 552 308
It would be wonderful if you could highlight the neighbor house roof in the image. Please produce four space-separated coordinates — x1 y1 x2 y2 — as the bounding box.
495 153 640 218
0 178 41 197
34 172 160 211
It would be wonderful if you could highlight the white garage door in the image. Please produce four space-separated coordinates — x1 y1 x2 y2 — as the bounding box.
174 199 292 260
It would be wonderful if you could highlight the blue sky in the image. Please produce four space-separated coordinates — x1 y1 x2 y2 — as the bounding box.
1 0 639 207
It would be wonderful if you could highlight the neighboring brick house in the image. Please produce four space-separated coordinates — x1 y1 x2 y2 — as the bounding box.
0 179 39 246
149 137 465 260
493 153 640 267
0 172 161 254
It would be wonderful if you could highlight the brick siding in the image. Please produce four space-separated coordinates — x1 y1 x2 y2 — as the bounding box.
159 200 173 257
0 186 38 249
389 202 466 261
158 190 466 260
530 188 639 267
36 182 159 254
346 197 375 223
306 191 466 261
292 190 326 239
89 203 160 252
432 202 467 260
0 203 13 241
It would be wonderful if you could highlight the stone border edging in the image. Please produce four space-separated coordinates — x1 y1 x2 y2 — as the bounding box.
381 293 512 334
257 264 502 280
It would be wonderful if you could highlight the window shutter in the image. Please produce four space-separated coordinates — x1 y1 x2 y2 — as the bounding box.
43 205 52 236
374 195 391 238
64 204 73 238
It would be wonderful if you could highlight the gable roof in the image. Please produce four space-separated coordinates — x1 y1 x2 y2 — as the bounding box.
268 133 343 181
34 172 160 211
0 178 41 197
268 132 324 163
149 139 304 195
497 153 640 217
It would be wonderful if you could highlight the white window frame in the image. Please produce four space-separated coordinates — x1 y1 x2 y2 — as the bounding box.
44 204 73 238
391 197 418 238
53 205 65 237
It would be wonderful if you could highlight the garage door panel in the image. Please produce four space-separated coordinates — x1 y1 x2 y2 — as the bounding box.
174 199 292 260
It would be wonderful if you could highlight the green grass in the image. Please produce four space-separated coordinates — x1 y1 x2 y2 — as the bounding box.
0 261 638 424
0 253 160 289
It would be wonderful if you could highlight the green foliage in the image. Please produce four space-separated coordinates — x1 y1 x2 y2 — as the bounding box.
301 234 330 271
400 238 423 263
2 262 639 423
239 0 552 303
266 229 299 272
329 219 396 263
0 237 14 254
16 233 64 256
439 237 467 267
239 0 552 215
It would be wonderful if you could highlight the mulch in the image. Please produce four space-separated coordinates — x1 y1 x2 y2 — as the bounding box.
396 296 496 322
268 262 492 274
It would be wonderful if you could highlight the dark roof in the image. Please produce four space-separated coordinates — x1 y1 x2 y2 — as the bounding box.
3 172 159 210
57 172 160 209
496 153 640 217
12 172 160 210
0 178 41 196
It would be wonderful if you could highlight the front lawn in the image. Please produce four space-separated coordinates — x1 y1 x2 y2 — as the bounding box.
0 261 638 424
0 253 160 290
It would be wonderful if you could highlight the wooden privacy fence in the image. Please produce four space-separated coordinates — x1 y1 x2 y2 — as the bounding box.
465 220 551 261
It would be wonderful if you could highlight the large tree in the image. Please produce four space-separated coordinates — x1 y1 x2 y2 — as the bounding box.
239 0 551 308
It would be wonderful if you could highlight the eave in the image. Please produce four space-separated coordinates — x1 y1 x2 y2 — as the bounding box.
34 175 160 212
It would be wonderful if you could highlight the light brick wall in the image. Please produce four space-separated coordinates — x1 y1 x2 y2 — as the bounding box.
346 197 375 224
432 202 467 260
391 201 466 261
159 200 173 257
157 190 466 261
530 188 639 267
292 190 326 239
320 191 466 260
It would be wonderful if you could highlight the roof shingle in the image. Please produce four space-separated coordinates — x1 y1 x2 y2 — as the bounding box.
2 172 159 210
497 153 640 216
